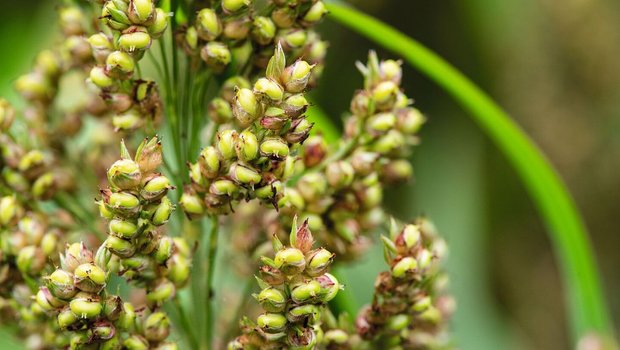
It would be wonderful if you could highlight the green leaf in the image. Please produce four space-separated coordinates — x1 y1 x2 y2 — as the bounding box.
305 100 340 144
325 1 612 343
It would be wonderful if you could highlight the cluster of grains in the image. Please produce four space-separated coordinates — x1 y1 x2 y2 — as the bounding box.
180 45 313 216
228 218 340 349
88 0 168 131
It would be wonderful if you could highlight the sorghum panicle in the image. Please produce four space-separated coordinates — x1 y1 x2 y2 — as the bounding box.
180 44 313 217
180 0 328 85
228 217 341 349
356 219 454 349
15 5 101 142
89 0 167 131
35 243 178 349
288 51 424 260
0 0 456 348
228 51 426 267
96 136 191 308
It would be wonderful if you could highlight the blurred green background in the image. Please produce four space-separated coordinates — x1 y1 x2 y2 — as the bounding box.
2 1 620 349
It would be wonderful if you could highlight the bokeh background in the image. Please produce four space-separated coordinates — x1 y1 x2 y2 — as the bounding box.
1 1 620 349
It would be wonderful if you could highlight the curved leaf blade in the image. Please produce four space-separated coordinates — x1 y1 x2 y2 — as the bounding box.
325 1 613 343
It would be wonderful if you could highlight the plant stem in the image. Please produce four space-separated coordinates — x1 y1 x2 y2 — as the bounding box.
181 56 192 162
159 32 185 228
204 215 220 349
157 39 173 107
174 298 200 350
171 0 180 137
162 157 178 179
190 69 213 158
326 2 613 342
147 50 165 84
135 62 143 79
158 36 182 172
223 279 254 343
162 3 186 186
189 219 206 344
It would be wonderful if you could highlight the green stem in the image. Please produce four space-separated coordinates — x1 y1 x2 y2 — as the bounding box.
223 279 254 343
190 69 213 158
159 33 185 229
189 219 205 345
159 15 184 185
204 215 220 349
162 157 178 180
171 1 180 137
326 2 613 342
147 50 165 84
174 298 200 350
135 62 143 79
159 36 182 173
181 56 192 162
157 39 172 106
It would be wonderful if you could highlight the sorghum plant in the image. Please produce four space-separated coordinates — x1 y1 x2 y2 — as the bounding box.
356 219 453 349
0 1 454 349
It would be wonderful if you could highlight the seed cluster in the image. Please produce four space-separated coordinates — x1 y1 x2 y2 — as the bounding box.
227 52 426 265
0 205 61 280
285 52 425 260
0 197 65 347
23 136 192 349
0 102 65 335
96 137 191 307
36 243 178 349
0 130 63 203
228 218 340 349
88 0 167 131
180 44 313 217
14 6 96 140
180 0 328 84
0 1 456 348
355 220 453 349
0 96 79 347
317 310 365 350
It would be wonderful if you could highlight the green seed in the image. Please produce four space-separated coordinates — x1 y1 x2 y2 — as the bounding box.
109 219 139 239
70 296 102 319
254 77 284 102
391 256 417 278
291 280 321 303
196 8 221 41
118 30 152 51
257 313 287 332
